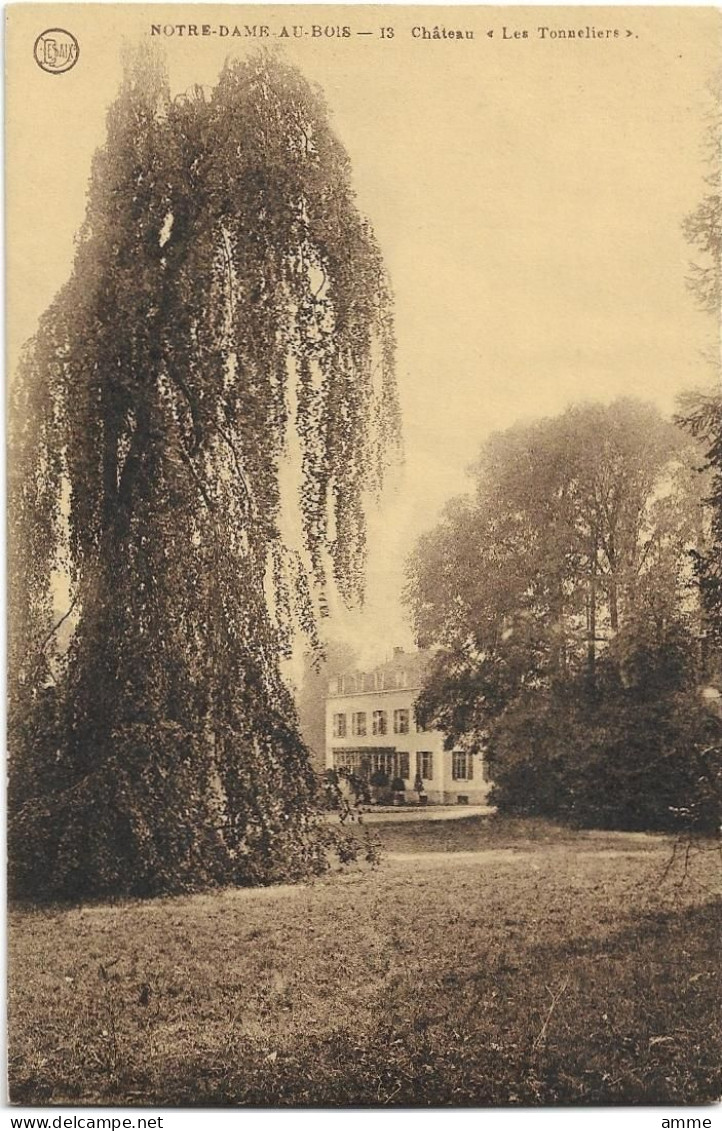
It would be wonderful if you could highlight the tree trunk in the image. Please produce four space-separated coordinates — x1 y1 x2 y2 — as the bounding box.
587 530 598 693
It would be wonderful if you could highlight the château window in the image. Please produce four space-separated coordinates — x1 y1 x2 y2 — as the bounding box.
371 751 393 775
399 751 410 779
416 751 433 781
452 751 473 781
394 708 410 734
372 710 388 736
332 713 347 739
333 750 364 772
352 711 367 737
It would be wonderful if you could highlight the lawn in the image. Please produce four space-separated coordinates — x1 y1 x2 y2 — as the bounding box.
8 815 721 1106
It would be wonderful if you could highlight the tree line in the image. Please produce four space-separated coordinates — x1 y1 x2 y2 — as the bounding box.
406 398 720 830
407 81 722 831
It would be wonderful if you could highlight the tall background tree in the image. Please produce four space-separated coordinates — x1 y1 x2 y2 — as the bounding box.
673 73 722 830
678 391 722 654
295 641 358 775
678 73 722 655
407 400 717 830
8 48 400 899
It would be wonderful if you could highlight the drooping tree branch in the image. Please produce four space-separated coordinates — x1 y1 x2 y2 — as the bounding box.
8 48 400 900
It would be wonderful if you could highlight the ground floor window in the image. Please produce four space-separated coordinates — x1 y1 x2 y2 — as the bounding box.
371 750 410 778
416 751 433 780
452 750 473 781
332 749 365 773
332 748 410 782
370 750 393 775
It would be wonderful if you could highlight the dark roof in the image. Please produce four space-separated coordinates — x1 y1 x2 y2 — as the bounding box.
330 648 435 694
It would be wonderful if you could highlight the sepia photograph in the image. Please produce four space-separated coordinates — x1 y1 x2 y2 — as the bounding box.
5 3 722 1112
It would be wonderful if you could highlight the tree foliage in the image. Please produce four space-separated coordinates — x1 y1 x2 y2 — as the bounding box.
682 73 722 317
678 76 722 656
484 624 719 832
407 400 718 831
8 48 399 899
677 391 722 653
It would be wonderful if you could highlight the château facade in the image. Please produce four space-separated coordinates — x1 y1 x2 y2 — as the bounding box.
325 647 491 805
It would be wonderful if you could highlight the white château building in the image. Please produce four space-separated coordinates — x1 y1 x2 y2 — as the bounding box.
325 647 491 805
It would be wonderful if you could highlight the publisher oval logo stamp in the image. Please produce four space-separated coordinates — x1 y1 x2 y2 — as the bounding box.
33 29 79 75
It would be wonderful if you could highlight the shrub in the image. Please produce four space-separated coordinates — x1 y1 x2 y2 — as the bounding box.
487 635 722 834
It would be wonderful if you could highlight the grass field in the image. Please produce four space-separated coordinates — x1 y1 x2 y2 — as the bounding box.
9 815 721 1106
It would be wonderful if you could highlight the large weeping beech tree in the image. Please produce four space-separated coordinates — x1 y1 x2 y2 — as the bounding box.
9 48 399 899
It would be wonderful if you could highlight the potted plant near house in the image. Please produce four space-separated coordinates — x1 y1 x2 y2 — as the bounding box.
414 771 428 806
370 767 390 805
391 775 406 806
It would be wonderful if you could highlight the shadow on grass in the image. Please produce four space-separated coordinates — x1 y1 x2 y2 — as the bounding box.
371 814 668 857
12 900 720 1107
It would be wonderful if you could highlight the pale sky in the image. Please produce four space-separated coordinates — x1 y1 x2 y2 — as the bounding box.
7 5 721 668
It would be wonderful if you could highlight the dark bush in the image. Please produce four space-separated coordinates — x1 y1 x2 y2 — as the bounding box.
487 634 722 834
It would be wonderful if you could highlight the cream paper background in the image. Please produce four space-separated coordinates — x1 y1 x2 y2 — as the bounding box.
6 4 721 662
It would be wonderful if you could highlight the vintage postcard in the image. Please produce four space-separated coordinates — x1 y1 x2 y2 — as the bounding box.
6 3 721 1113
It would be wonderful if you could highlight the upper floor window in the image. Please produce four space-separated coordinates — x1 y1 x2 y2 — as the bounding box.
452 750 473 781
332 713 347 739
372 710 388 736
394 708 410 734
352 711 367 737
